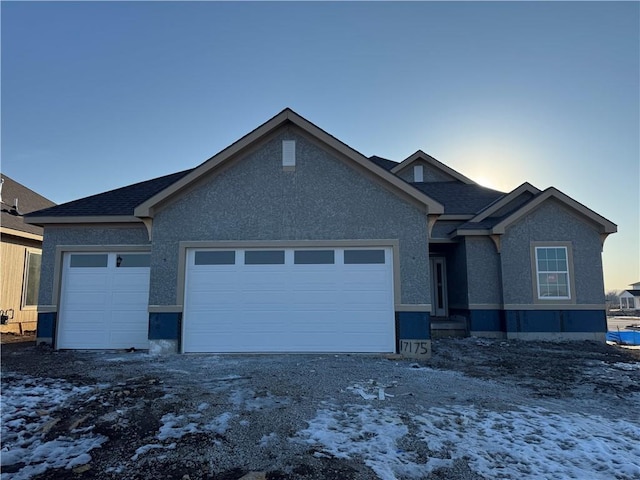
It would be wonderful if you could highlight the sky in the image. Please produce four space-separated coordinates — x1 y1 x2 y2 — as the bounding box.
2 1 638 292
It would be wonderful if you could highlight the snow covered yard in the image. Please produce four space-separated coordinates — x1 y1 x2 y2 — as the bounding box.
1 338 639 480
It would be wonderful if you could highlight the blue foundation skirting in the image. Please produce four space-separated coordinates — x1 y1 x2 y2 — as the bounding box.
36 312 57 340
506 310 606 333
149 312 182 340
460 309 606 335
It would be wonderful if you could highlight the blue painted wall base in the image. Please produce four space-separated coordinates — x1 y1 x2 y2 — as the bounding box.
505 310 606 333
395 311 431 358
36 312 57 346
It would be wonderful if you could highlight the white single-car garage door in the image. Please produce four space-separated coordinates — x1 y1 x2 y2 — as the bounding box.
57 252 150 349
183 247 395 353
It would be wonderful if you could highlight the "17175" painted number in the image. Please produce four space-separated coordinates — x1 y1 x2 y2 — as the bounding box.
400 340 429 355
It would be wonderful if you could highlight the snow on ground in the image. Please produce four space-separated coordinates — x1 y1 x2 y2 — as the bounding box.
0 374 108 480
298 402 640 480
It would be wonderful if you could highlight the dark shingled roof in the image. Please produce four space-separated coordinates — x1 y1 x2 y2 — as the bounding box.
625 290 640 296
1 174 56 236
26 169 193 219
412 182 505 215
368 155 398 171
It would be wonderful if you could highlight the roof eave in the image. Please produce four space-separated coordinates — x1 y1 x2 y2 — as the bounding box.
0 226 43 241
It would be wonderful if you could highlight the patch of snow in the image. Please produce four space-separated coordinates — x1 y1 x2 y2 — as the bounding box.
1 374 107 480
259 432 278 447
612 362 640 371
298 403 428 480
415 405 640 480
131 442 176 461
230 388 289 411
298 402 640 480
204 412 235 435
156 414 199 441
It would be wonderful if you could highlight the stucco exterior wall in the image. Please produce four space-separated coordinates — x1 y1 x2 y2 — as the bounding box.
446 240 468 308
150 128 431 306
465 236 502 306
38 225 149 305
500 200 605 305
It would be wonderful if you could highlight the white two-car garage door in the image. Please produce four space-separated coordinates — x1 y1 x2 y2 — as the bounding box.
57 252 150 349
183 247 395 353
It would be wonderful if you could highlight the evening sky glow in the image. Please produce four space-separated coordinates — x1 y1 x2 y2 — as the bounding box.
2 1 638 291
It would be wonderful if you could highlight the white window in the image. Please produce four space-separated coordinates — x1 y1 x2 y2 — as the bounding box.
22 250 41 309
535 246 570 299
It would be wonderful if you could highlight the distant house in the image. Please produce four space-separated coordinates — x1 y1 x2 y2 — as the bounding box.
25 109 617 357
620 282 640 311
1 174 56 334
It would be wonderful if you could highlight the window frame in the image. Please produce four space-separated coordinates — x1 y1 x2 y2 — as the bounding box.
21 249 42 310
530 242 575 304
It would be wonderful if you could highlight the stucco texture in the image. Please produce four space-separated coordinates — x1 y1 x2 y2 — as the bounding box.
150 127 430 306
500 200 605 305
465 236 502 306
38 226 149 305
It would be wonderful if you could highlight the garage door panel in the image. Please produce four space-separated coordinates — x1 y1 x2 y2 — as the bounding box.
111 291 149 307
58 252 150 350
63 292 109 307
241 291 289 306
183 246 395 353
63 274 109 291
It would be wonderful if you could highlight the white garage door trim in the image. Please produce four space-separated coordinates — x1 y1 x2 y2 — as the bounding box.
182 246 395 353
57 252 151 350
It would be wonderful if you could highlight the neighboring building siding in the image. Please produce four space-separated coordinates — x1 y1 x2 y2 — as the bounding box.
38 225 150 305
0 236 41 333
150 128 431 307
500 199 605 305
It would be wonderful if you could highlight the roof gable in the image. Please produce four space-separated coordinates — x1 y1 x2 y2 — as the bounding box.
491 187 617 235
134 109 444 217
471 182 541 223
391 150 475 185
1 174 55 237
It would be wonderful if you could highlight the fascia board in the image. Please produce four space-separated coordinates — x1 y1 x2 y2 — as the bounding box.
453 229 492 236
24 215 143 225
134 109 445 216
390 150 475 185
491 188 618 235
471 182 540 223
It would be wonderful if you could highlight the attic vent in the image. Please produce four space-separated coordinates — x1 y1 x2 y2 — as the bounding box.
414 165 424 182
282 140 296 169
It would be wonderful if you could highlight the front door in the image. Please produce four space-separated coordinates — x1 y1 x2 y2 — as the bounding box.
430 257 448 317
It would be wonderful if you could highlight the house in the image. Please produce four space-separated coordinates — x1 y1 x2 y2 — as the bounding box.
25 109 617 358
619 283 640 311
1 174 56 334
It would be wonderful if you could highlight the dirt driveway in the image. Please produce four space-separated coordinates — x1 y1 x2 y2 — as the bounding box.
1 335 639 480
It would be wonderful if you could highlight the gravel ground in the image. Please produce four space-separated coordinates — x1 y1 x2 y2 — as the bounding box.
1 334 639 480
